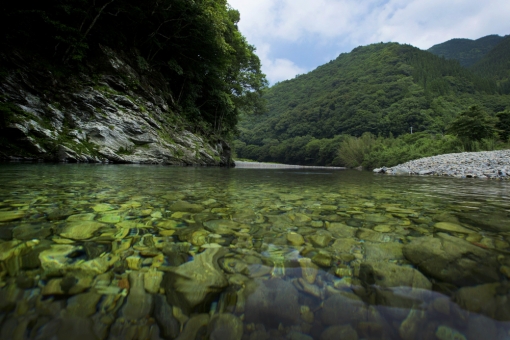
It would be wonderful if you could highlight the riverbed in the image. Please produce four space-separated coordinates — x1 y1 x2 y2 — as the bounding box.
0 163 509 339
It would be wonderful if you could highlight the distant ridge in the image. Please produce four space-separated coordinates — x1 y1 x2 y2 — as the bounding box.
428 35 504 67
470 35 510 94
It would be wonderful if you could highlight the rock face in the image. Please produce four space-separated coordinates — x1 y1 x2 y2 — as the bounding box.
0 48 232 165
403 233 501 286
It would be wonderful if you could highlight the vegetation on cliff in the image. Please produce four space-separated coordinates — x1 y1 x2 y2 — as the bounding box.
1 0 266 139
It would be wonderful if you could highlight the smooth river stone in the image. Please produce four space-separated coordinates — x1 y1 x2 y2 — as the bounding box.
60 221 106 240
287 232 305 246
454 282 510 321
309 230 333 247
363 214 388 223
403 233 500 286
92 204 115 212
327 223 357 238
0 210 24 222
121 271 153 320
321 293 367 325
433 222 474 234
245 278 301 327
289 213 312 223
169 201 204 213
208 314 244 340
66 213 96 221
364 242 404 261
39 244 80 274
203 219 242 235
97 214 121 224
164 247 228 313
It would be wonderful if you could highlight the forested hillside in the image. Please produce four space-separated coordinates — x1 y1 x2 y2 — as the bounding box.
235 42 510 166
470 35 510 94
428 35 504 67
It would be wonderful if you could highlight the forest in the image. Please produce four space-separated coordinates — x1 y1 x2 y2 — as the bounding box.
0 0 267 139
234 39 510 168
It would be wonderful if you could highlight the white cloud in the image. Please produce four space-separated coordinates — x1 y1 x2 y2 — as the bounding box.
256 44 307 84
228 0 510 82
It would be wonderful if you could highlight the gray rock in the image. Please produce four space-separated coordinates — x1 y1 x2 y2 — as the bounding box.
454 282 510 321
403 233 500 286
164 248 228 313
321 293 366 325
320 325 358 340
245 278 300 327
154 294 180 339
0 47 233 165
208 314 244 340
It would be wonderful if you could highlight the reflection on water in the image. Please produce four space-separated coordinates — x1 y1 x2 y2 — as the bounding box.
0 163 509 339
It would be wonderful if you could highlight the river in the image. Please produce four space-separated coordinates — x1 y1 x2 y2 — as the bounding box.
0 163 509 339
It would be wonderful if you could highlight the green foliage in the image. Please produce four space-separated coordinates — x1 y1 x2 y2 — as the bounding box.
336 132 507 169
447 105 497 142
496 110 510 141
237 42 510 166
428 35 504 67
470 35 510 94
0 0 267 139
338 133 376 167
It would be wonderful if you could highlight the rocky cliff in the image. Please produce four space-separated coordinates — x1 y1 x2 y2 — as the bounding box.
0 46 232 165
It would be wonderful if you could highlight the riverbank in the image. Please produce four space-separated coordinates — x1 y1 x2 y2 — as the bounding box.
373 150 510 179
235 161 346 169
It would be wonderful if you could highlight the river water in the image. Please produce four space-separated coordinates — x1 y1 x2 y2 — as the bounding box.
0 163 509 339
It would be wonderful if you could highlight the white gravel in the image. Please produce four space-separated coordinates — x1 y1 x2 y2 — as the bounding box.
373 150 510 179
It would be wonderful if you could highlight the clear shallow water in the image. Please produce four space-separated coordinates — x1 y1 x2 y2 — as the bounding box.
0 164 509 340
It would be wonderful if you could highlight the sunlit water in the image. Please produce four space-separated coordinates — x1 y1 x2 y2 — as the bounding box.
0 163 509 339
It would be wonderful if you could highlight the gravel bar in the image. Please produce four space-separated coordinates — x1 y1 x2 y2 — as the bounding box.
373 150 510 179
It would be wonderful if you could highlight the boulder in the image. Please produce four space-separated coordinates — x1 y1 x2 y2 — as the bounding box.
403 233 500 286
321 293 366 325
245 278 301 327
164 248 228 313
454 282 510 321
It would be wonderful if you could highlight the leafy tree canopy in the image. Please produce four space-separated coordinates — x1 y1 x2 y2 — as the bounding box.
235 42 510 166
0 0 267 138
447 105 497 141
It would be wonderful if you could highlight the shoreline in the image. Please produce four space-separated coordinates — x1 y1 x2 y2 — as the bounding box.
234 161 346 169
373 150 510 179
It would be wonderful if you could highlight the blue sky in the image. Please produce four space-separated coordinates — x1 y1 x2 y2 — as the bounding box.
228 0 510 85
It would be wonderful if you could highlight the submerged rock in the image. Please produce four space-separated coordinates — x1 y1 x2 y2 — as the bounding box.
208 313 243 340
170 201 204 213
60 221 106 240
245 278 301 327
320 325 358 340
121 271 154 320
204 219 242 235
403 233 500 286
454 282 510 321
287 232 305 246
321 293 367 325
164 247 228 313
0 210 25 222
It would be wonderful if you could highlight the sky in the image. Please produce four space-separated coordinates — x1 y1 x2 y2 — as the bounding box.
227 0 510 85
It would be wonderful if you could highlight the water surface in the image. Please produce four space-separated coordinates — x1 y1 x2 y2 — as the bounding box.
0 164 509 339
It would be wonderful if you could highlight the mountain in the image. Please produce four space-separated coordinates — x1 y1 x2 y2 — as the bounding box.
470 35 510 94
428 35 504 67
235 42 510 165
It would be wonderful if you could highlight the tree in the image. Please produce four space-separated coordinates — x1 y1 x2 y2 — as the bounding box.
496 109 510 141
447 105 497 141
